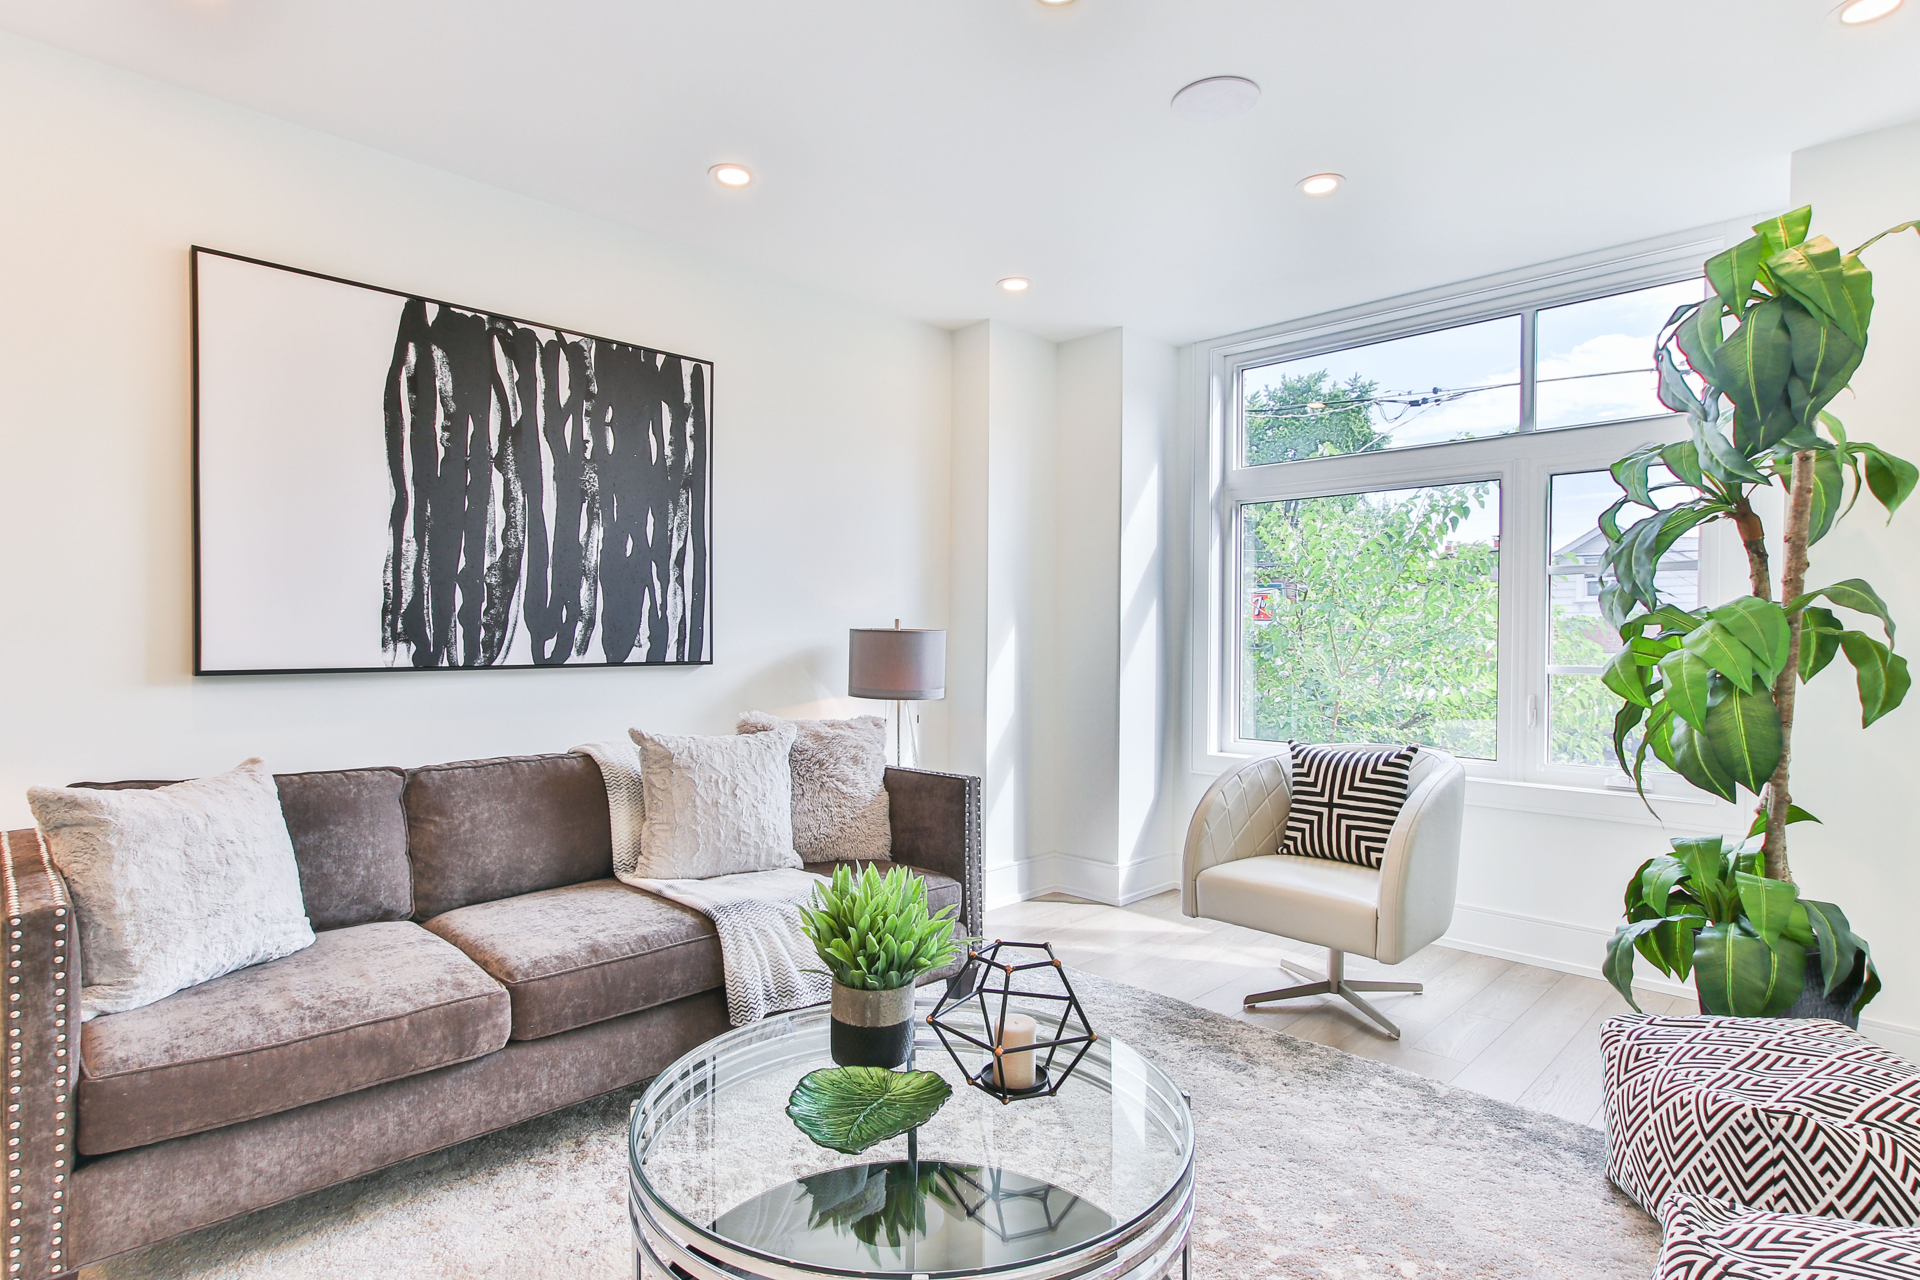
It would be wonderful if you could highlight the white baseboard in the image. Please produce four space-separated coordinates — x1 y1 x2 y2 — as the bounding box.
982 851 1178 911
1442 902 1920 1063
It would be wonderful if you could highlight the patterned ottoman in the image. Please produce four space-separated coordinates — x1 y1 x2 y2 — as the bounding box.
1602 1015 1920 1224
1655 1194 1920 1279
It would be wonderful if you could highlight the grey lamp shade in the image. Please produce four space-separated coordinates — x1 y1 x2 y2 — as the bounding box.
848 628 946 700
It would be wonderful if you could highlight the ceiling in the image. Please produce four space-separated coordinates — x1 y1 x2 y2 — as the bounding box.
3 1 1917 344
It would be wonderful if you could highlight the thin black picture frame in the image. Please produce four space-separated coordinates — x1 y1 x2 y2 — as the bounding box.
190 246 715 677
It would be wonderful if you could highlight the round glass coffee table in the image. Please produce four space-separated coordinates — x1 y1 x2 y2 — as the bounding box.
628 993 1194 1280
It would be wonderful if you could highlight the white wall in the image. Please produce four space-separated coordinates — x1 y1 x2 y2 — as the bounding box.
0 32 953 827
948 320 1058 900
948 323 1181 905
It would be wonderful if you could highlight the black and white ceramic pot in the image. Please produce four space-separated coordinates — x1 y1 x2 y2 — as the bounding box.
829 981 916 1068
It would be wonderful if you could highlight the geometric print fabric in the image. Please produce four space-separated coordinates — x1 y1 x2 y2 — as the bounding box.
1279 742 1416 870
1655 1193 1920 1280
1603 1015 1920 1226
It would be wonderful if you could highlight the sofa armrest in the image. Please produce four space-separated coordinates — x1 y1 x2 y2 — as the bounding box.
1 828 78 1277
882 768 982 941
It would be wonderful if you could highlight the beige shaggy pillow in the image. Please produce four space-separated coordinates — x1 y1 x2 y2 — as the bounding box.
27 759 315 1020
738 712 891 862
628 724 803 879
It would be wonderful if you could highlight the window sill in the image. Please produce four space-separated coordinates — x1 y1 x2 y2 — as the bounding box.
1465 775 1739 831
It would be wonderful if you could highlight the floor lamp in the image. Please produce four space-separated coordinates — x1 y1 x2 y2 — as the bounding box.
848 622 946 767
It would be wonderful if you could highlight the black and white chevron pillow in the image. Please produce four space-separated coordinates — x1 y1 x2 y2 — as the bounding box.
1279 742 1417 869
1656 1194 1920 1279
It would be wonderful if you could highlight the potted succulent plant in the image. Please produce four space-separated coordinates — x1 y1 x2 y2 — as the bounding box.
800 864 962 1067
1600 206 1917 1022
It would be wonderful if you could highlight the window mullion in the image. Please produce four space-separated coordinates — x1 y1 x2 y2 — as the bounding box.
1519 309 1538 433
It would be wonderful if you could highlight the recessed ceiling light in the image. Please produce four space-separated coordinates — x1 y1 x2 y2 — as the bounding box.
708 163 753 187
1298 173 1344 197
1169 76 1261 123
999 277 1031 293
1036 0 1077 5
1838 0 1902 21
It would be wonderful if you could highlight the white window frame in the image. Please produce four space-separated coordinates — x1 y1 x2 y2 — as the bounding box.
1187 228 1752 827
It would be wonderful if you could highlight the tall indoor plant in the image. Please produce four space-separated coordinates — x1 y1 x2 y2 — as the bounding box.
1601 206 1918 1021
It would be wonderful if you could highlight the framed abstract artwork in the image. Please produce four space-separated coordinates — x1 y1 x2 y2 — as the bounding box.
191 248 712 674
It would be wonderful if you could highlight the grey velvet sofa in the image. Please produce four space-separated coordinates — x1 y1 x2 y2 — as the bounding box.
0 752 982 1277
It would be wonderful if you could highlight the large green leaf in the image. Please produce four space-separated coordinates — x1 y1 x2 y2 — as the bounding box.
1799 899 1861 999
786 1067 953 1156
1639 855 1691 915
1694 922 1805 1017
1669 715 1737 801
1717 299 1797 453
1605 919 1671 1010
1683 620 1762 691
1801 445 1848 546
1799 606 1845 680
1734 871 1801 949
1656 348 1706 419
1754 206 1813 255
1838 631 1912 727
1779 302 1864 437
1702 678 1783 795
1705 234 1771 316
1791 578 1897 643
1612 700 1646 778
1657 649 1713 731
1745 804 1821 838
1769 235 1872 345
1602 644 1655 708
1690 411 1769 484
1708 597 1790 681
1661 439 1707 492
1637 916 1701 982
1857 444 1920 519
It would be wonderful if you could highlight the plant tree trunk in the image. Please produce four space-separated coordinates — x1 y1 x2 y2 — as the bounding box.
1763 450 1816 883
1731 495 1773 601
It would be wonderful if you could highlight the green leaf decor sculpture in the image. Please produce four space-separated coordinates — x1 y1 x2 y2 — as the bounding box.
786 1066 952 1156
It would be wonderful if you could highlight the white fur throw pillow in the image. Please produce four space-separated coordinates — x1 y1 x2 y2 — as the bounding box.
27 759 316 1021
628 724 803 879
738 712 892 862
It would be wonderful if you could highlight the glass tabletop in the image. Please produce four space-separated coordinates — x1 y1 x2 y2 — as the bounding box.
630 991 1193 1278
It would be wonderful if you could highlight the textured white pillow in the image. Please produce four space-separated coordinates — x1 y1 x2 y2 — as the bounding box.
737 712 891 862
628 724 803 879
27 759 316 1020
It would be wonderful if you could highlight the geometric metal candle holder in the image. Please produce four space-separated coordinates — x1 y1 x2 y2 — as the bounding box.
926 940 1097 1104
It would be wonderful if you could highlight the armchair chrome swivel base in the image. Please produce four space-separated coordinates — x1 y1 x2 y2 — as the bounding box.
1243 948 1422 1040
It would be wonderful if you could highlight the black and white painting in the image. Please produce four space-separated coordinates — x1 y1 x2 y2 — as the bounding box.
192 248 712 674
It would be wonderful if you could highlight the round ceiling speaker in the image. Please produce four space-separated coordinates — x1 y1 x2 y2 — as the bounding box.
1169 76 1261 123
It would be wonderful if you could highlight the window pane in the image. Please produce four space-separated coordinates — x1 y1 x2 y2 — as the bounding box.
1242 316 1521 465
1535 279 1704 430
1240 482 1500 758
1546 470 1699 768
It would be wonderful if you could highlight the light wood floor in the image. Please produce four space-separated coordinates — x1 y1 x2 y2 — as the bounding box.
984 890 1695 1130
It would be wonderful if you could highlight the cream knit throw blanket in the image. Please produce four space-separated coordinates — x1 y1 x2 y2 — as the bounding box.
572 741 830 1025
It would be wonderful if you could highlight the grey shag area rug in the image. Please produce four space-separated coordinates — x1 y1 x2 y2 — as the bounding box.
83 972 1660 1279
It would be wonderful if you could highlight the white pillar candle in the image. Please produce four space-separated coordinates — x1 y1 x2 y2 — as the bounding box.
994 1013 1038 1091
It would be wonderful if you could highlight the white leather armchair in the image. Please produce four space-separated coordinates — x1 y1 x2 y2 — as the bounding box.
1181 744 1467 1039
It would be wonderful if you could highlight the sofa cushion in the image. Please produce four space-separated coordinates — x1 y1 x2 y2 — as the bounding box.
423 879 723 1040
77 921 508 1155
406 754 613 919
73 766 412 930
423 864 963 1042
